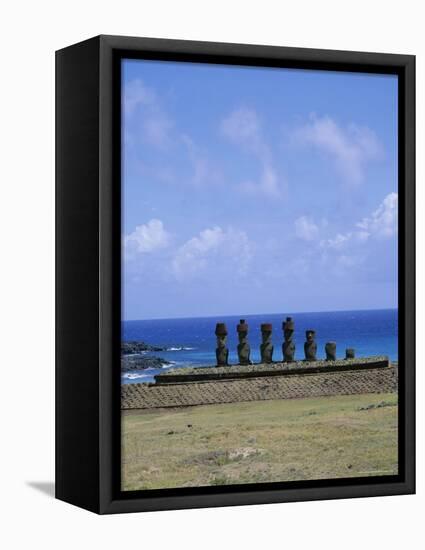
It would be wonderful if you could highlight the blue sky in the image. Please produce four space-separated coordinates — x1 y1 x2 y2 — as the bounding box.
122 59 398 321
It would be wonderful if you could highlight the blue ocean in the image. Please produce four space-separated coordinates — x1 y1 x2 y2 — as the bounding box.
121 309 397 384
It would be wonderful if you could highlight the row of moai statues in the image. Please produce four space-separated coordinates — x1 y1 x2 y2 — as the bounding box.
215 318 355 366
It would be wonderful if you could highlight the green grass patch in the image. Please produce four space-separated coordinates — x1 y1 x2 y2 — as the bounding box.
121 393 398 491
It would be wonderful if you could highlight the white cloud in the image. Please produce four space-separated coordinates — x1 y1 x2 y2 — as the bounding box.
123 79 156 115
180 134 222 187
295 216 320 241
321 193 398 252
238 164 280 199
286 193 398 280
124 81 220 182
293 114 383 184
221 108 283 198
324 231 366 250
221 108 268 159
356 192 398 239
316 193 398 275
124 219 170 257
142 114 174 148
172 226 252 281
123 78 173 148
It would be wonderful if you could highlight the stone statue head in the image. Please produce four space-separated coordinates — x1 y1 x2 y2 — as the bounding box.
306 329 315 343
237 319 249 342
215 323 228 348
346 348 355 359
283 317 294 340
261 323 273 343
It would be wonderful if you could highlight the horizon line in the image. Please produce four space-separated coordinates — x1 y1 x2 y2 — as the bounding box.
123 306 397 323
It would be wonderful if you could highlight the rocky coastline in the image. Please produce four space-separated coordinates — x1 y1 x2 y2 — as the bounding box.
122 341 167 355
121 355 171 371
121 341 172 372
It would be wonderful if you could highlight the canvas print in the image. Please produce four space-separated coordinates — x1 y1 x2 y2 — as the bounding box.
120 59 398 492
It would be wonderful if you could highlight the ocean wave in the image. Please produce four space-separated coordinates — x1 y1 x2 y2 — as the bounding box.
167 346 196 351
122 372 149 380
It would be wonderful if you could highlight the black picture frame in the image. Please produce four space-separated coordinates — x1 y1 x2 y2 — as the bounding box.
56 35 415 514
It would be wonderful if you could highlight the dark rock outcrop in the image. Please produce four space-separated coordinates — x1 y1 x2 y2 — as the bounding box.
121 355 171 371
121 341 166 355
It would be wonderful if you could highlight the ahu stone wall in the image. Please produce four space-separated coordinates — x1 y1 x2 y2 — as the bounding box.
121 365 398 410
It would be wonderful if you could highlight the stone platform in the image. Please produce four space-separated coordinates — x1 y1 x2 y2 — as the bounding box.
154 356 390 384
122 360 397 410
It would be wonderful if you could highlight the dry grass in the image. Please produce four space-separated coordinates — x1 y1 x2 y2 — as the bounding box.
121 393 398 491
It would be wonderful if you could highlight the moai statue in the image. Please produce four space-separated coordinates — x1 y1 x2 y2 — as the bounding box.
325 341 337 361
215 323 229 366
260 323 274 363
304 330 317 361
237 319 251 365
282 317 295 362
346 348 355 359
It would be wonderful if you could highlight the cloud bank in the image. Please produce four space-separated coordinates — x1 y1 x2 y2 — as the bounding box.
221 107 282 198
172 226 253 281
293 114 384 184
124 219 170 257
295 216 320 241
321 192 398 251
124 221 253 283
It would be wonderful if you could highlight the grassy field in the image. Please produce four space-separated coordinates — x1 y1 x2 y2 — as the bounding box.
121 393 398 491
